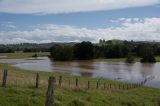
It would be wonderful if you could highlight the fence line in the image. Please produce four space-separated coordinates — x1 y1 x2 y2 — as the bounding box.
1 70 146 90
0 70 149 106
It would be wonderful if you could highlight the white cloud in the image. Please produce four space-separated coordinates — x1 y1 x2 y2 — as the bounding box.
0 18 160 44
0 22 16 29
111 18 144 23
0 0 159 14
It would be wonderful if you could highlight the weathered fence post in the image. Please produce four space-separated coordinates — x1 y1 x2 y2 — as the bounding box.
129 84 131 89
36 73 39 88
109 83 111 89
76 78 78 88
68 79 70 88
135 84 137 88
45 77 55 106
119 84 121 90
104 82 106 89
88 80 90 89
123 85 125 90
96 81 99 89
133 84 135 88
2 70 8 87
127 84 129 90
59 76 62 87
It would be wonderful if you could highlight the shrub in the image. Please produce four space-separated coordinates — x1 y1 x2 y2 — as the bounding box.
125 53 135 63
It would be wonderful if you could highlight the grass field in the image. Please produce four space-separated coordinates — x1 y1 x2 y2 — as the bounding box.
0 52 50 59
0 63 160 106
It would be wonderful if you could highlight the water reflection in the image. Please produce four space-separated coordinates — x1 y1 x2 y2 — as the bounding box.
76 61 94 77
0 57 160 88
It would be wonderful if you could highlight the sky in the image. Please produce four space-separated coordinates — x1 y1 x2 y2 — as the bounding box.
0 0 160 44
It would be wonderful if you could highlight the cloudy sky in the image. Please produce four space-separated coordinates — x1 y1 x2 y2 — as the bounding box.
0 0 160 44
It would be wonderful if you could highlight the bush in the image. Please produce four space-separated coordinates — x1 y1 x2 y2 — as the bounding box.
125 53 135 63
140 55 156 63
32 54 38 58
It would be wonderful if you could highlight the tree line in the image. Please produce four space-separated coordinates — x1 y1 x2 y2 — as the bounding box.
0 39 159 62
50 40 158 62
0 42 75 53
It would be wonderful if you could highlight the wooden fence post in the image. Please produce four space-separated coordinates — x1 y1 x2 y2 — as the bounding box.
123 85 125 90
119 84 121 89
133 84 135 88
129 84 131 89
127 84 129 90
96 81 99 89
59 76 62 87
135 84 137 88
110 83 111 89
45 77 55 106
36 73 39 88
88 80 90 89
2 70 8 87
68 79 70 88
76 78 78 88
104 82 106 89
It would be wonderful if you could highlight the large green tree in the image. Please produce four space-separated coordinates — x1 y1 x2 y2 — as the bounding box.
50 44 73 61
74 41 94 60
140 45 156 63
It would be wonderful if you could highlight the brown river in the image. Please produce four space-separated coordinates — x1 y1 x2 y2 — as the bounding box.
0 57 160 88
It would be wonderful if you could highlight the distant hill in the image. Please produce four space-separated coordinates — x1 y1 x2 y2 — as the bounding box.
0 42 77 53
99 39 160 45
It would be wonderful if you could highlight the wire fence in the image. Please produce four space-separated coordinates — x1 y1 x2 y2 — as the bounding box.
0 70 146 90
0 69 151 106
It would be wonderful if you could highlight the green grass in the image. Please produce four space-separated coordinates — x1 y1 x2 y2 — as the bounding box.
0 63 160 106
155 56 160 62
94 58 126 62
1 86 160 106
0 52 50 59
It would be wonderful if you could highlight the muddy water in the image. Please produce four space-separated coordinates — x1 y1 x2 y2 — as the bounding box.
0 57 159 88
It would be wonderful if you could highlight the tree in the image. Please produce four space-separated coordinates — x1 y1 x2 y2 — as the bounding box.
74 41 94 60
50 44 73 61
32 53 38 58
105 44 123 58
93 45 106 58
140 44 156 63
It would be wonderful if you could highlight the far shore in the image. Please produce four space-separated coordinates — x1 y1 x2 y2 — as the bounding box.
1 52 160 62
